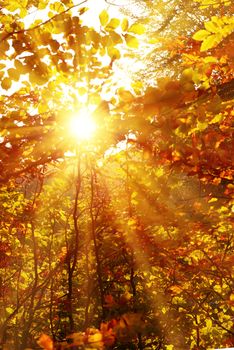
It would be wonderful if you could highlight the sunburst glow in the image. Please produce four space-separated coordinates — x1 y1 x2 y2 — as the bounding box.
69 109 96 141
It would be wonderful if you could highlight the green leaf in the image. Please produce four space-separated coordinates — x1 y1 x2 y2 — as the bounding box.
192 29 210 41
125 34 139 48
128 23 145 35
99 9 109 26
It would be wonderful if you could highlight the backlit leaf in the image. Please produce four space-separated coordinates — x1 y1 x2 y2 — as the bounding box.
99 9 109 26
205 20 219 33
121 18 129 31
128 23 145 35
200 34 220 51
192 29 210 41
1 77 12 90
105 18 120 31
125 34 139 48
107 46 121 60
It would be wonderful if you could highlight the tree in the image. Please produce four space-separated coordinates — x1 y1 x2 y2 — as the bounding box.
0 0 233 349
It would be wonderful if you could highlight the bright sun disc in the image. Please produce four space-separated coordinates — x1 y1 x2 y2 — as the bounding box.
69 110 96 140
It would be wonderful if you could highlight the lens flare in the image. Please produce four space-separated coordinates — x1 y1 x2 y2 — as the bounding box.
69 109 96 140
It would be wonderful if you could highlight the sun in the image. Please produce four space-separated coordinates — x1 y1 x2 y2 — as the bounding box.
69 109 97 141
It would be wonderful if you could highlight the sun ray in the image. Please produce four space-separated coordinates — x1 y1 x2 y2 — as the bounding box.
69 109 97 141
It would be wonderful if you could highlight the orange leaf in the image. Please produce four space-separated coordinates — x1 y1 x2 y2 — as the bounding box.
37 334 53 350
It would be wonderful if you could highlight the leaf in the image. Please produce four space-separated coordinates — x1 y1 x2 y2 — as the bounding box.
38 0 48 9
99 9 109 26
1 77 12 90
118 88 134 102
165 346 174 350
49 2 65 12
38 103 48 114
125 34 139 48
6 307 14 314
200 34 220 51
87 331 103 346
37 334 53 350
78 87 87 95
66 333 84 346
110 32 123 44
192 29 210 41
208 197 218 203
107 47 121 60
205 319 212 331
205 20 219 33
8 68 20 81
121 18 129 31
128 23 145 35
169 285 182 295
155 167 164 177
105 18 120 31
104 294 116 307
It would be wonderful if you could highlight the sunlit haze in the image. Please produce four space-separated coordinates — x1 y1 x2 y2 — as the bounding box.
69 109 96 140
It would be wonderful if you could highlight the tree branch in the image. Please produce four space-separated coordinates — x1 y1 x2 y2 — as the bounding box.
0 0 88 43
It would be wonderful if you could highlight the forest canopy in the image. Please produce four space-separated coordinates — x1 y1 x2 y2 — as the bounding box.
0 0 233 349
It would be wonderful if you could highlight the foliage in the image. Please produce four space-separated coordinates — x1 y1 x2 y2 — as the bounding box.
0 0 233 350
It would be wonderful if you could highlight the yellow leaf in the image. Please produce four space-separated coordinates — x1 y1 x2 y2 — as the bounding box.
205 20 219 33
121 18 129 31
125 34 139 48
78 87 87 95
50 2 65 12
203 56 217 63
192 29 210 41
118 88 134 102
107 46 121 60
38 0 47 10
20 7 27 18
105 18 120 31
155 167 164 177
127 218 137 226
165 345 174 350
8 68 20 81
206 319 212 331
1 77 12 90
214 284 222 293
99 9 109 26
169 285 182 294
197 120 208 130
38 103 48 114
128 23 145 35
200 34 220 51
88 331 103 345
208 197 218 203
